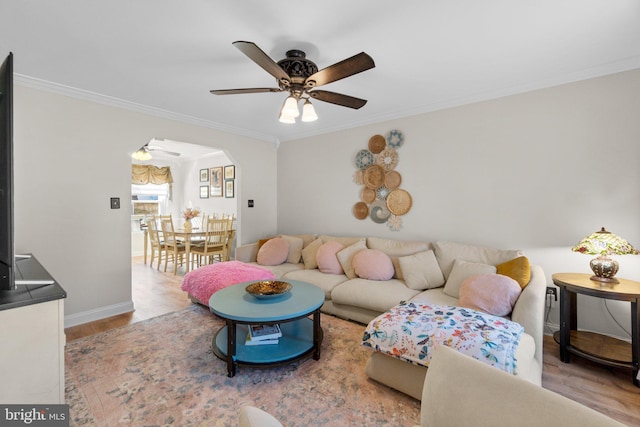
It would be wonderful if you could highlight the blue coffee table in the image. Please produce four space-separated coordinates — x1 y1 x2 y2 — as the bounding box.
209 280 324 377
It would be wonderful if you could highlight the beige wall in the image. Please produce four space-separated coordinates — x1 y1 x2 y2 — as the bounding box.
13 86 278 325
278 69 640 338
13 69 640 337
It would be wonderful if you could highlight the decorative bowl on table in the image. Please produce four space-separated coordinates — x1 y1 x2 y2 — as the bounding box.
246 280 292 299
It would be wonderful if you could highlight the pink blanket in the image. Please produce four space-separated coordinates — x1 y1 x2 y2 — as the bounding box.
181 261 276 304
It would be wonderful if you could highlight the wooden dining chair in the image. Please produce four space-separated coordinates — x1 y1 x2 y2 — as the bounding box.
191 218 228 268
224 228 236 262
189 213 206 243
160 217 186 274
147 217 166 270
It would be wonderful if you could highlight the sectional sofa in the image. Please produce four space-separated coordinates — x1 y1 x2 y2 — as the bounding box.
234 234 546 400
239 345 624 427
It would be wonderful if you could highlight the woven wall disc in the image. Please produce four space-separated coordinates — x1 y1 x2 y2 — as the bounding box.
386 189 412 216
368 134 386 154
353 202 369 220
369 201 391 224
384 171 402 190
376 148 399 171
361 187 376 204
363 164 385 189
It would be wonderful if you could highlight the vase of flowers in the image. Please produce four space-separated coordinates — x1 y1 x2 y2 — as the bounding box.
182 207 201 231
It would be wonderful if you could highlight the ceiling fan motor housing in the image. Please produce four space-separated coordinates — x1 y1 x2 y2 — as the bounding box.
277 50 318 94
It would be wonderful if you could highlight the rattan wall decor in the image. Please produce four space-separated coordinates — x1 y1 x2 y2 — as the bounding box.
352 130 412 231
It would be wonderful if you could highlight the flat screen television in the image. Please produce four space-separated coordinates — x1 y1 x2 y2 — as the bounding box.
0 52 14 291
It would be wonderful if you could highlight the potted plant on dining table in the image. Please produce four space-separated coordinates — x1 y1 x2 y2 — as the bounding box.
182 207 201 231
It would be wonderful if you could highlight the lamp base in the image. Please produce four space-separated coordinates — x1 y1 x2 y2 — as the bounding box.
589 255 619 284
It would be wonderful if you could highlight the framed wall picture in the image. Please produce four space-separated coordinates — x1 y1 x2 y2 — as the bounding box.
210 166 223 197
225 179 235 198
199 168 209 182
224 164 235 179
199 185 209 199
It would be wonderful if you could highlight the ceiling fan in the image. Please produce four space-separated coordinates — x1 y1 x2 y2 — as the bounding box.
210 41 375 123
131 141 180 161
146 142 180 157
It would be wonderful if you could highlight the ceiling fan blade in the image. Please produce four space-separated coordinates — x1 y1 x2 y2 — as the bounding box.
210 88 283 95
232 41 290 83
147 147 180 156
157 150 180 157
308 90 368 109
305 52 375 88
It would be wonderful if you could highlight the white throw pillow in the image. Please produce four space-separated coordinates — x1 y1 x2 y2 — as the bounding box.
336 239 367 279
279 235 304 264
443 259 497 298
399 250 445 290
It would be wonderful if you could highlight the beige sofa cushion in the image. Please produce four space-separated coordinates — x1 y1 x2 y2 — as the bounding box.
399 250 445 290
283 269 349 299
434 241 522 279
301 238 323 269
318 235 365 247
246 261 303 279
295 234 318 248
421 345 624 427
336 239 367 279
410 287 459 306
279 235 304 264
239 406 283 427
366 237 430 279
331 278 421 313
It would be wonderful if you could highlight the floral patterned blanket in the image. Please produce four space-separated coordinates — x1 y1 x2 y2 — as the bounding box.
362 301 524 374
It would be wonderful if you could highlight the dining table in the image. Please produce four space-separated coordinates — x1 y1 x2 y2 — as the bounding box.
143 227 206 273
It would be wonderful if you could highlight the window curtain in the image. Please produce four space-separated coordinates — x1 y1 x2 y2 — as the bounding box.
131 165 173 199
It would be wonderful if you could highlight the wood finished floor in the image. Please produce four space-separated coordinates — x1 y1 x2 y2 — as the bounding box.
65 257 640 425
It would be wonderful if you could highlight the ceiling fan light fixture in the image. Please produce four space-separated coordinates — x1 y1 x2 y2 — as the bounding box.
278 111 296 124
281 95 300 118
301 99 318 122
131 148 152 161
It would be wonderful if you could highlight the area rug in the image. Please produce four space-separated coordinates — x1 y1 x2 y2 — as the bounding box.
65 305 420 426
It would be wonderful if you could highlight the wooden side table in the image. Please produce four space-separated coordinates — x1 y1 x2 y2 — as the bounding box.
552 272 640 387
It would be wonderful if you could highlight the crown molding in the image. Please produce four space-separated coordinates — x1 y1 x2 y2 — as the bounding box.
13 74 278 144
15 54 640 146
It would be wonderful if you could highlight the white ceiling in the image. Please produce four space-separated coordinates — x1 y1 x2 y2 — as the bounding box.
2 1 640 144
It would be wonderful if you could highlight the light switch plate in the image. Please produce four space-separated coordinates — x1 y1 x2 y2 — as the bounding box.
110 197 120 209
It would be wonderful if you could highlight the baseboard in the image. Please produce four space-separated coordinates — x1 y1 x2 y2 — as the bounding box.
64 301 135 328
544 321 559 336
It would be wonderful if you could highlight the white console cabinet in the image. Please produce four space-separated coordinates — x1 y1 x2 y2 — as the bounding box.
0 297 65 403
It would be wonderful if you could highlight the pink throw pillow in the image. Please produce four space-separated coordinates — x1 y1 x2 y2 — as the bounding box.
316 241 345 275
459 274 522 317
256 237 289 266
353 249 395 281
